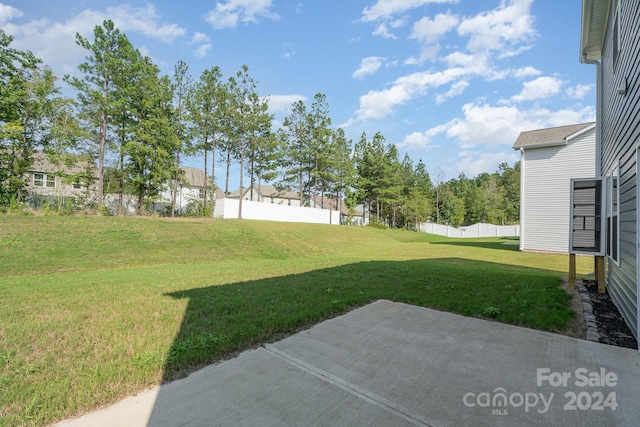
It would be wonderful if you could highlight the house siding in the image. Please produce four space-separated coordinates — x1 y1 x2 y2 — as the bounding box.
598 0 640 339
520 128 596 253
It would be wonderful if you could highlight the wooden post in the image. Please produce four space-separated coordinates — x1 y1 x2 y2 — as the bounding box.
569 253 576 289
596 256 605 293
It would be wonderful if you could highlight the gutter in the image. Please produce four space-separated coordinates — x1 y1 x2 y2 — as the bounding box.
513 140 567 150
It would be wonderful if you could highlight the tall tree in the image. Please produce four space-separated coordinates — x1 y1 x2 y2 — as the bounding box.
278 100 309 204
110 37 143 215
189 66 225 212
307 93 332 206
325 127 354 222
169 60 192 217
227 65 262 218
65 20 131 210
1 29 61 205
125 58 178 210
246 103 277 197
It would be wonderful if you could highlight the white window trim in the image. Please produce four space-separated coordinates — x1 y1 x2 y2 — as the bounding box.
34 173 56 188
612 0 621 71
606 162 620 265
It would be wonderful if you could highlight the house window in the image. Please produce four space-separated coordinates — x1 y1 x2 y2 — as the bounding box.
271 197 274 204
198 188 204 200
607 165 620 263
288 198 291 206
34 173 55 188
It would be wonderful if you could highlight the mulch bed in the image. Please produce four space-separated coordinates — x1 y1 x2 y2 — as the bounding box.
582 279 638 349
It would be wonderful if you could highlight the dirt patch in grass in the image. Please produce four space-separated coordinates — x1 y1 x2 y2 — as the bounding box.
560 278 587 339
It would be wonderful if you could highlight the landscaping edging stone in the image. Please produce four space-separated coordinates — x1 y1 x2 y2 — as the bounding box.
576 280 600 342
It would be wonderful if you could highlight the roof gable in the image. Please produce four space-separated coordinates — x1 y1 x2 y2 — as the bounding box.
180 167 207 188
512 123 595 149
30 151 95 175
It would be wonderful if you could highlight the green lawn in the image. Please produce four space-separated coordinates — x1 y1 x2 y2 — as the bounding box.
0 216 592 426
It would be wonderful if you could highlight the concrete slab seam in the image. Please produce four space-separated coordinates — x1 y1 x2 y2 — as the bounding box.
263 345 435 427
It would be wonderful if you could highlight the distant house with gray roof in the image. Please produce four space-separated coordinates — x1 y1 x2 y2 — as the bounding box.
159 166 223 214
513 122 596 253
27 151 97 203
227 184 301 207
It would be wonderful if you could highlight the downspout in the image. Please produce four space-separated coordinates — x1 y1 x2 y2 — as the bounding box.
581 55 602 177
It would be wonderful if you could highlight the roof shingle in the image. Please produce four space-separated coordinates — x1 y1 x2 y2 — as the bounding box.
512 122 595 149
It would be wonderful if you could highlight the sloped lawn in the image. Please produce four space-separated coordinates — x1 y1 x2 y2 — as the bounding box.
0 216 591 426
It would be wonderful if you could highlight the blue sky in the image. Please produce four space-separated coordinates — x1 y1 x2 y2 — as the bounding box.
2 0 595 187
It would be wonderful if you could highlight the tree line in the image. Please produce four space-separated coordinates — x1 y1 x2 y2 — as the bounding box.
0 21 519 227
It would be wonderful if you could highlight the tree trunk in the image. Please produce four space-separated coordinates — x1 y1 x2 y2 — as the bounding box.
210 134 216 217
298 159 303 205
203 147 208 216
118 146 124 216
97 82 108 211
171 153 179 218
225 150 231 195
238 135 245 219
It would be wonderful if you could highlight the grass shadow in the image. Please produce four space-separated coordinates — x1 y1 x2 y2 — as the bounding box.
430 239 521 251
159 257 572 384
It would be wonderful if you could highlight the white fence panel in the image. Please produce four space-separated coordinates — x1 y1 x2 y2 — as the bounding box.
214 198 341 225
418 222 520 238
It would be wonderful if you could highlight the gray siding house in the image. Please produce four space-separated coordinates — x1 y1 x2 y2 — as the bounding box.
581 0 639 344
27 151 97 201
514 123 596 253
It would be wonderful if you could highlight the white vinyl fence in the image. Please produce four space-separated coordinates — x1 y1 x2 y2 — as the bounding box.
417 222 520 238
214 198 341 225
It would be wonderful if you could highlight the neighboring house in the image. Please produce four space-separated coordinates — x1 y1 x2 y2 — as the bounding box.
160 166 222 214
27 151 97 203
513 123 596 253
580 0 639 344
228 184 301 206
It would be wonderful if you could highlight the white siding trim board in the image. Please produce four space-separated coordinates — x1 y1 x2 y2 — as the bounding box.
519 127 596 253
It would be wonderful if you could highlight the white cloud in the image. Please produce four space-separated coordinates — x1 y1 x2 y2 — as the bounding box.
455 151 519 178
372 23 398 39
190 32 210 45
3 4 186 76
411 13 458 44
195 43 212 58
355 65 477 120
353 56 386 79
0 3 22 23
267 94 307 114
282 42 295 59
513 66 541 78
409 13 459 61
361 0 459 22
435 80 469 103
189 32 212 58
443 102 596 148
566 83 594 99
457 0 536 54
205 0 279 29
107 4 186 42
511 76 564 102
398 123 451 149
